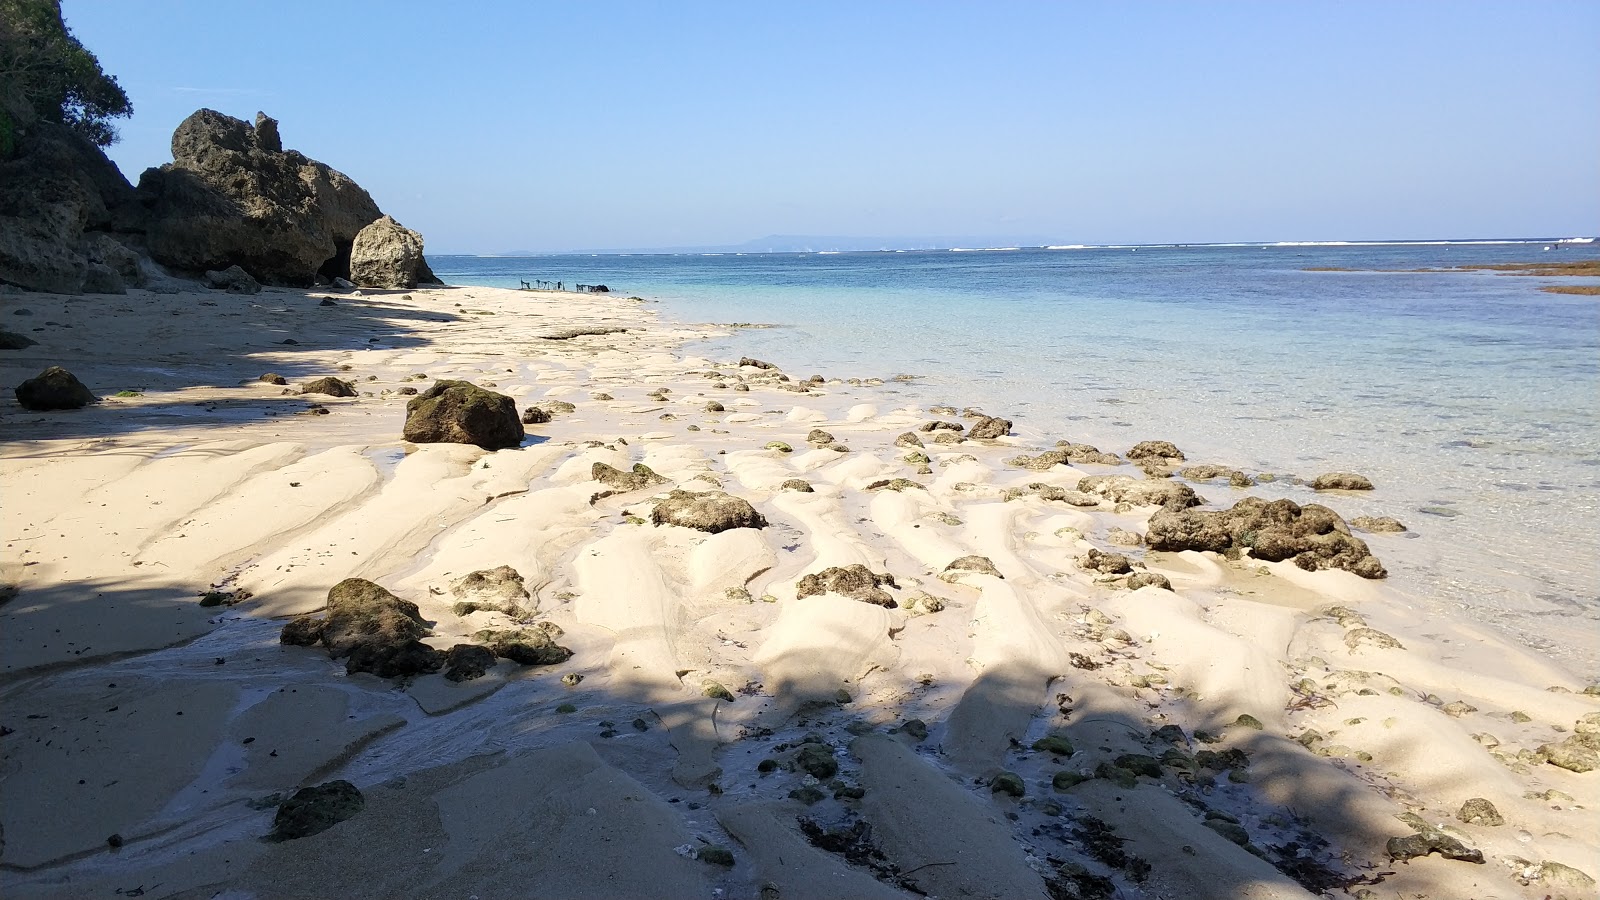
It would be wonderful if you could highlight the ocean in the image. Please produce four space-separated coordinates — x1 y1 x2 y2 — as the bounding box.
435 241 1600 678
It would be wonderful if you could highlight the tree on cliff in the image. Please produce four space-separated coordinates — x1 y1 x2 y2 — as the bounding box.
0 0 131 154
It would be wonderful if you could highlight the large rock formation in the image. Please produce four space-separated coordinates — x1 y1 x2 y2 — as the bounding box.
350 214 438 288
1145 496 1387 578
0 107 442 292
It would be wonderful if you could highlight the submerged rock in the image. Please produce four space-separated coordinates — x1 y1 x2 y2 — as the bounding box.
14 366 95 410
592 462 669 492
1178 464 1254 487
1351 515 1407 533
797 564 898 607
1312 471 1375 491
1146 496 1386 579
739 357 776 370
402 380 523 450
344 639 443 677
651 489 767 533
0 330 38 350
271 780 364 841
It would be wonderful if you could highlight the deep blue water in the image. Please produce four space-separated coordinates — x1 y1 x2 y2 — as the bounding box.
435 242 1600 674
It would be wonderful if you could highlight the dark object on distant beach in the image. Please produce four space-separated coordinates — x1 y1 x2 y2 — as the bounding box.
271 781 365 841
1128 440 1186 461
1311 471 1374 491
739 356 776 370
259 372 287 385
796 564 898 607
0 330 38 350
967 416 1013 439
650 489 767 533
345 639 443 677
540 326 628 340
521 405 550 424
402 380 523 450
1146 496 1387 578
204 264 261 294
350 215 432 289
300 376 356 397
15 365 95 409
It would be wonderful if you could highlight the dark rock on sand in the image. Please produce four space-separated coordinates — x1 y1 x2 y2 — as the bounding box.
942 555 1003 579
650 489 766 533
1351 515 1406 533
1146 497 1387 579
403 380 524 450
864 478 924 492
349 215 435 288
259 373 288 385
15 366 95 410
780 478 814 492
442 644 498 682
1387 829 1484 864
345 638 443 677
300 376 356 397
793 742 838 779
806 428 836 445
279 615 326 646
739 357 776 370
204 264 261 294
1079 549 1134 575
919 420 964 433
318 578 429 656
592 462 669 492
0 330 38 350
797 564 898 607
80 262 124 294
894 431 924 449
1128 440 1185 461
521 406 550 424
967 416 1013 439
1456 798 1504 826
1178 464 1254 487
1540 732 1600 773
1312 472 1375 491
475 627 573 665
1076 474 1201 511
990 771 1025 797
271 780 365 841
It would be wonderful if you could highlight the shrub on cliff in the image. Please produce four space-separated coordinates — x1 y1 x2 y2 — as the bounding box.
0 0 131 155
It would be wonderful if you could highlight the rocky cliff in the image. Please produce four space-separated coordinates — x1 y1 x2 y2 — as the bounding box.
0 108 441 293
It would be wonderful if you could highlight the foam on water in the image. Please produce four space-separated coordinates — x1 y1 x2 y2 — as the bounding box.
439 244 1600 676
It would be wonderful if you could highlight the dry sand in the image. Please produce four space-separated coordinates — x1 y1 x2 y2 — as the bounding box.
1 282 1596 899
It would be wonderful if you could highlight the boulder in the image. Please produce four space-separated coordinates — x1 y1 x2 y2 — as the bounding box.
137 109 417 284
279 578 440 679
79 262 124 294
520 406 550 424
344 638 443 677
967 416 1012 439
796 564 898 607
1128 440 1185 461
349 214 434 288
204 264 261 294
300 377 356 397
591 462 668 493
449 565 530 614
1146 496 1387 579
271 781 364 841
474 627 573 665
443 644 497 682
15 366 95 410
81 233 143 286
402 380 523 450
650 489 767 533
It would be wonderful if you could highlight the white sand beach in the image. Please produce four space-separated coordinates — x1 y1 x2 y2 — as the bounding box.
1 282 1596 899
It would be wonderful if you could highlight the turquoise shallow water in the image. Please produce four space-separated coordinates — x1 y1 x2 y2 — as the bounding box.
436 243 1600 676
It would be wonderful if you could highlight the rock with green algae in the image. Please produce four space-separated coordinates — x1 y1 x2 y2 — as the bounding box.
795 564 898 607
270 781 364 841
793 743 838 779
1456 798 1504 826
1114 754 1163 778
698 846 736 866
1540 732 1600 773
989 771 1025 797
764 440 793 453
1231 713 1265 731
788 786 826 804
402 380 523 450
473 626 573 665
701 680 736 702
651 489 767 533
592 462 669 492
1031 733 1075 757
1053 770 1090 791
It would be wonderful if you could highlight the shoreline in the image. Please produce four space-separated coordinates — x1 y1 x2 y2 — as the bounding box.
2 281 1597 898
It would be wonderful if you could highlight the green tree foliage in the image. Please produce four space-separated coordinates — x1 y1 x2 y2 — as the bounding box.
0 0 132 152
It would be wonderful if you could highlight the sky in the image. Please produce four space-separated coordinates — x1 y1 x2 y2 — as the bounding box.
66 1 1600 254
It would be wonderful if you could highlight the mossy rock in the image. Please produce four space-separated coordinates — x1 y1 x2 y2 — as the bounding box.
788 786 826 804
989 771 1025 797
1032 733 1075 757
698 846 736 867
793 743 838 779
702 679 736 702
270 780 364 841
1115 754 1163 778
1053 770 1090 791
1231 713 1264 731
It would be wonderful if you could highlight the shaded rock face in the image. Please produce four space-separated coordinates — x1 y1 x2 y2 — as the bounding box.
0 330 39 350
403 380 524 450
15 366 95 410
349 214 437 288
796 564 898 606
271 781 364 841
1146 496 1387 579
443 644 497 682
279 578 442 677
139 109 392 284
650 489 767 533
204 264 260 294
0 120 140 293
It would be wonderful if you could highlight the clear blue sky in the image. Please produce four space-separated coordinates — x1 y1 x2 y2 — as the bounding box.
67 1 1600 253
